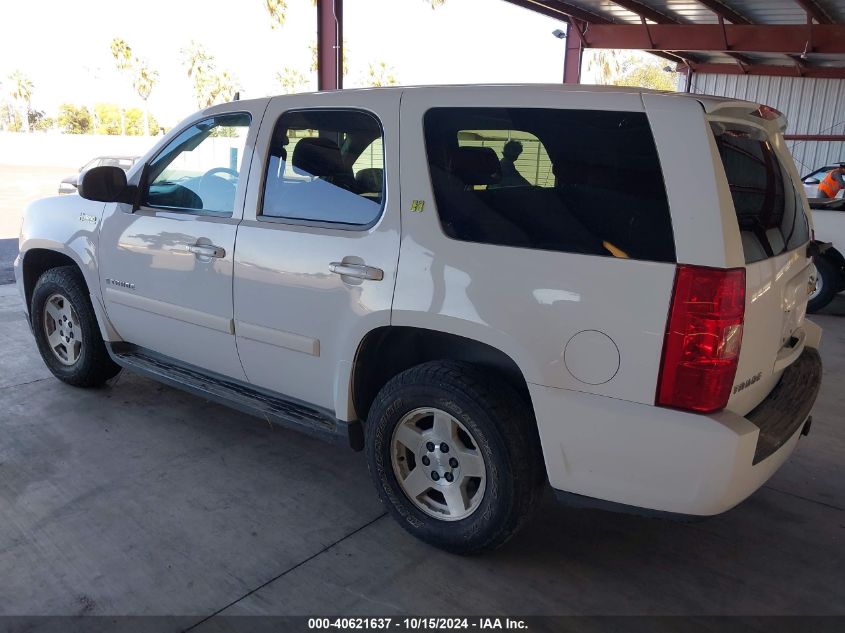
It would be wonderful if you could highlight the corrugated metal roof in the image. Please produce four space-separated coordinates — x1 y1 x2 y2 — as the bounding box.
563 0 845 24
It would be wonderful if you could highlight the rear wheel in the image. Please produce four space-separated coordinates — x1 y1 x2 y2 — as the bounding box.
31 266 121 387
808 255 841 313
365 360 545 554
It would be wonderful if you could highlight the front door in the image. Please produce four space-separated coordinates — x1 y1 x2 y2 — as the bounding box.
99 104 265 380
233 92 401 415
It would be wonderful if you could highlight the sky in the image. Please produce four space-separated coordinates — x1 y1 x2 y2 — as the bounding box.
0 0 575 128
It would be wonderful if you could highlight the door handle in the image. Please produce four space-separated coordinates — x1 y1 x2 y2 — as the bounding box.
329 262 384 281
187 243 226 259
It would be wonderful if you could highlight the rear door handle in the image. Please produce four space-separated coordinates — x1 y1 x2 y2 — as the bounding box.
329 262 384 281
187 243 226 259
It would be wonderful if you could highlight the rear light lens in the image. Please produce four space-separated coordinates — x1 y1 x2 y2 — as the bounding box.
751 104 783 121
656 265 746 413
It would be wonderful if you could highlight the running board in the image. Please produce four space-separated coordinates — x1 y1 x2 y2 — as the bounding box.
108 344 363 450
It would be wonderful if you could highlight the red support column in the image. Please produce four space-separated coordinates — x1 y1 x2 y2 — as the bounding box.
317 0 343 90
563 22 583 84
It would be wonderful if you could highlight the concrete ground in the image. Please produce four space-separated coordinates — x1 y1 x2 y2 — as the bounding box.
0 283 843 626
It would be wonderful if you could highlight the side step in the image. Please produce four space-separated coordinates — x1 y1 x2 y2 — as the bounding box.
108 345 363 450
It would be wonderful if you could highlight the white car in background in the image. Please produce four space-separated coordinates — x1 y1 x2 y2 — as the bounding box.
16 86 823 553
58 156 138 195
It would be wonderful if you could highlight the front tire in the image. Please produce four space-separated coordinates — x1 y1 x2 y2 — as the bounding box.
31 266 121 387
365 361 544 554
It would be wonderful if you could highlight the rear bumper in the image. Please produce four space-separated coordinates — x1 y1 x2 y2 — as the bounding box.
531 347 823 517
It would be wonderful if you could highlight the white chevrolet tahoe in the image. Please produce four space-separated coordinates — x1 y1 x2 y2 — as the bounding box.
15 86 823 553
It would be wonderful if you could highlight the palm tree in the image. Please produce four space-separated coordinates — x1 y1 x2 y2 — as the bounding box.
8 70 34 132
110 38 134 134
133 60 159 135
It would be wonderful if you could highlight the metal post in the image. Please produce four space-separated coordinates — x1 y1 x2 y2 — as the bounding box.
563 21 583 84
317 0 343 90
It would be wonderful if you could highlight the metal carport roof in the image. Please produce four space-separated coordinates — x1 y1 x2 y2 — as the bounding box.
501 0 845 82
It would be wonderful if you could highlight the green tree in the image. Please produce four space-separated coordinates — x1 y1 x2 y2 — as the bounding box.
8 70 34 132
364 61 398 87
276 67 308 94
427 0 446 7
110 38 159 135
615 61 678 91
181 41 239 108
133 59 159 135
57 104 92 134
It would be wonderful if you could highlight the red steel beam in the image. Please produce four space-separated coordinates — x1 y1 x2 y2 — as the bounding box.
581 24 845 53
694 0 751 24
563 20 584 83
682 62 845 78
317 0 343 90
793 0 834 24
784 134 845 141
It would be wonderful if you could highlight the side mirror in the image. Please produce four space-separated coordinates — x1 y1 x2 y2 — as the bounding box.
78 166 129 203
804 177 821 185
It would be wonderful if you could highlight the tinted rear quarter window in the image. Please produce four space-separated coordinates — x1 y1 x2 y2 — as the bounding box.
423 107 675 263
712 126 809 264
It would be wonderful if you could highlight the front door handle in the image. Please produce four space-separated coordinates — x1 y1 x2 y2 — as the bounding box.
329 262 384 281
187 243 226 259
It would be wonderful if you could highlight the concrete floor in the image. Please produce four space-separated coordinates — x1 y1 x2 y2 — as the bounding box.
0 282 843 625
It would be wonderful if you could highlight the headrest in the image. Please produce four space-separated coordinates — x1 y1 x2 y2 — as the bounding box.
450 146 501 185
355 168 383 193
292 137 344 178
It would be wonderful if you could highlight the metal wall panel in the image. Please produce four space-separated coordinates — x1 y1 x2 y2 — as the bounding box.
690 73 845 174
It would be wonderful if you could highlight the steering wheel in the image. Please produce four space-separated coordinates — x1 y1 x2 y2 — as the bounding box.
198 167 239 211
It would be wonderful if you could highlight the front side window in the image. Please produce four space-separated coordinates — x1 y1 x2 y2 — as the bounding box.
423 108 675 262
712 126 809 263
261 110 384 227
143 113 251 216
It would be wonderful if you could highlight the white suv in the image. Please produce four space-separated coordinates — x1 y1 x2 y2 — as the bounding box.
15 86 823 553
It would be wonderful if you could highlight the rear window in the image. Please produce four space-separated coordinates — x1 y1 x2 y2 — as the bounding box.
423 108 675 263
712 125 810 264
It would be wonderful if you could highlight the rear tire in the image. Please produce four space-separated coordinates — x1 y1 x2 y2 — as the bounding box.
31 266 121 387
365 360 545 554
808 255 841 313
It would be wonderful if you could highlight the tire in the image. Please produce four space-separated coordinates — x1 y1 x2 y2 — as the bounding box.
808 255 841 313
30 266 121 387
365 360 545 554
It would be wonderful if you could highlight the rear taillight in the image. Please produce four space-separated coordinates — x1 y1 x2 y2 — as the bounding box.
656 265 746 413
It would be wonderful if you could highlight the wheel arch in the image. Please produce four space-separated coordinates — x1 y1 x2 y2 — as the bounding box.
21 248 86 312
350 325 535 423
20 245 120 342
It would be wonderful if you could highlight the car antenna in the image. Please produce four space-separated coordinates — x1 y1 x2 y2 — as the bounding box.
233 91 240 101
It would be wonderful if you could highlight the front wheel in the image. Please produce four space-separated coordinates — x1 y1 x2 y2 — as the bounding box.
365 361 545 554
31 266 121 387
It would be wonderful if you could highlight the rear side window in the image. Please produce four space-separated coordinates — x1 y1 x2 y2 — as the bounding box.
712 126 809 264
261 109 384 227
423 108 675 263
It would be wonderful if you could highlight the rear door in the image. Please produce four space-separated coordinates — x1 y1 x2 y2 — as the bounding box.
709 116 815 414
